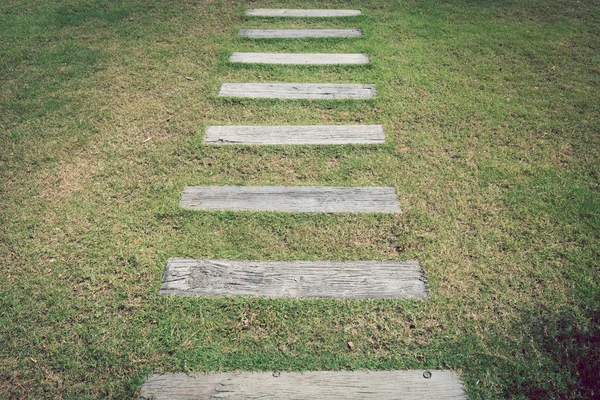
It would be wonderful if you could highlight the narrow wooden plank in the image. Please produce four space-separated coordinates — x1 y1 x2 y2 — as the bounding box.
218 83 376 99
204 125 385 145
179 186 401 213
141 371 467 400
246 9 362 17
239 28 363 38
229 52 370 65
160 259 427 299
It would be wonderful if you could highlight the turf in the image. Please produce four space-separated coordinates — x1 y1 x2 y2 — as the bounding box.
1 0 599 398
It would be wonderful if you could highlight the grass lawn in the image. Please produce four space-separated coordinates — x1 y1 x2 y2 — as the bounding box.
1 0 599 398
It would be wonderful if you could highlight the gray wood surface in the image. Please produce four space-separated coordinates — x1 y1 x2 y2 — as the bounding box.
229 52 370 65
246 9 362 17
239 29 363 38
179 186 401 213
160 259 427 299
218 83 376 99
204 125 384 145
141 370 466 400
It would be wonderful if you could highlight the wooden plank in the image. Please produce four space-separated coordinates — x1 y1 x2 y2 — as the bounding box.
239 28 363 38
204 125 385 145
229 52 370 65
179 186 401 213
160 259 427 299
218 83 376 99
246 9 362 17
141 371 467 400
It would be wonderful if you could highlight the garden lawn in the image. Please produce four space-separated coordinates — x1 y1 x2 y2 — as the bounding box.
1 0 599 398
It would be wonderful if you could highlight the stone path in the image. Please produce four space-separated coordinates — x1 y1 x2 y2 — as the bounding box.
204 125 384 144
246 8 362 17
141 371 466 399
179 186 401 213
239 28 363 38
160 259 427 299
229 52 370 64
218 83 376 99
143 7 468 399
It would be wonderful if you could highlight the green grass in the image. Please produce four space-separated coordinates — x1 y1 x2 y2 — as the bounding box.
1 0 599 398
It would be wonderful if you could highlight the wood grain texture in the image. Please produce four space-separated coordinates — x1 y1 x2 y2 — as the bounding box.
179 186 401 213
229 52 370 65
204 125 385 145
239 28 363 38
218 83 376 99
140 371 466 400
160 259 427 299
246 9 362 17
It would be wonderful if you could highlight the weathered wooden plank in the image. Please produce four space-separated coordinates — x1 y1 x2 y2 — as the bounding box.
229 52 370 65
179 186 401 213
204 125 385 145
141 371 467 400
246 9 362 17
239 28 363 38
218 83 376 99
160 259 427 299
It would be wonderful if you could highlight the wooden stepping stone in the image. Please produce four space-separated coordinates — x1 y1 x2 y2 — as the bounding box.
180 186 401 213
160 259 427 299
141 371 467 399
239 28 363 39
218 83 376 99
246 9 362 17
229 52 370 65
204 125 384 145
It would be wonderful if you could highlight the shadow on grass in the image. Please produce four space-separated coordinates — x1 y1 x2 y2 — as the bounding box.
500 305 600 399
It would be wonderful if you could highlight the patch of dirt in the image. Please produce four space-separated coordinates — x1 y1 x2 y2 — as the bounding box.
41 156 102 202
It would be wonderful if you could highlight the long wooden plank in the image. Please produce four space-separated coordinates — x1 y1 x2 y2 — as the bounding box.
239 28 363 38
141 371 467 400
204 125 385 145
246 9 362 17
160 259 427 299
179 186 401 213
229 52 370 65
218 83 376 99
